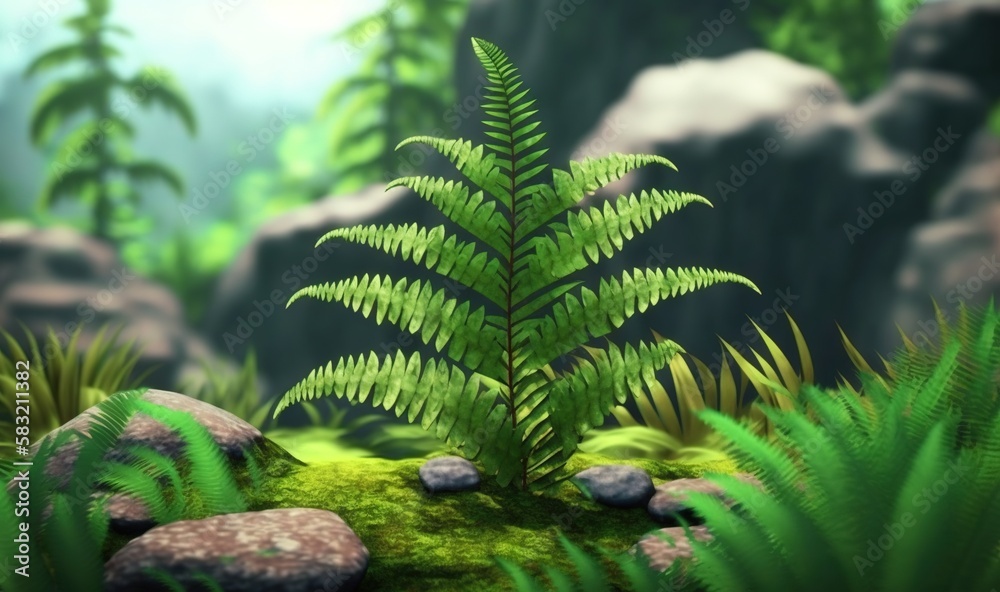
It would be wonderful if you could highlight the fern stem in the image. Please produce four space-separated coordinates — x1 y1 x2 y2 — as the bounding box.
493 58 528 491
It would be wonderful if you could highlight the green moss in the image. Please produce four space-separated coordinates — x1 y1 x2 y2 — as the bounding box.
250 452 735 591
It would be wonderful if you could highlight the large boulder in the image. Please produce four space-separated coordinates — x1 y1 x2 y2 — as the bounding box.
103 508 369 591
882 131 1000 352
890 0 1000 100
0 223 219 390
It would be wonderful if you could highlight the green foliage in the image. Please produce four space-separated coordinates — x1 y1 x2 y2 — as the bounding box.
0 324 149 458
322 0 469 194
0 389 244 591
580 312 813 463
24 0 196 242
497 532 686 591
989 102 1000 139
750 0 915 98
676 338 1000 591
276 38 759 491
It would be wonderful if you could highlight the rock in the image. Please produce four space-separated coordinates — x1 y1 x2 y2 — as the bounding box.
571 465 654 509
882 131 1000 352
891 0 1000 100
647 474 762 523
0 223 221 391
101 493 156 536
632 525 712 573
103 508 369 592
571 49 987 385
455 0 758 165
419 455 481 493
31 389 263 490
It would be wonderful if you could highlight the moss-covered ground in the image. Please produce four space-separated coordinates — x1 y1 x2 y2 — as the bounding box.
247 450 736 591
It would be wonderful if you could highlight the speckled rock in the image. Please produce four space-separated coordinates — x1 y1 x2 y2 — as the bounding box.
571 465 655 509
647 474 763 523
32 389 263 490
100 493 156 536
103 508 369 592
419 455 481 493
632 525 713 573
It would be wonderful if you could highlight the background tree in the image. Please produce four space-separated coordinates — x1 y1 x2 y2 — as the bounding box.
321 0 469 195
25 0 196 243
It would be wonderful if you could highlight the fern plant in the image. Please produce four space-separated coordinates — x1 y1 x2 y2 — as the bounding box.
677 340 1000 592
24 0 196 242
275 38 758 491
0 390 247 591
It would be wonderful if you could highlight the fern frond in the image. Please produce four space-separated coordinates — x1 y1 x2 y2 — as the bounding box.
516 189 712 295
287 274 504 375
516 154 679 239
315 222 507 307
387 176 512 254
531 267 759 366
395 136 510 206
275 350 523 485
470 37 549 199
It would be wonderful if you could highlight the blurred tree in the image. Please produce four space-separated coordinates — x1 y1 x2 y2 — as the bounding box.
24 0 196 244
320 0 468 195
751 0 912 98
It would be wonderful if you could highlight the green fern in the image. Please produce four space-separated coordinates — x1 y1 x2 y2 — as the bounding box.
677 339 1000 591
24 0 195 242
275 37 758 491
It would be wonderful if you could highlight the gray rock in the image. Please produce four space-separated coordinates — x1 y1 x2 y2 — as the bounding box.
881 131 1000 352
571 465 654 508
891 0 1000 100
103 508 369 592
419 455 481 493
0 223 225 391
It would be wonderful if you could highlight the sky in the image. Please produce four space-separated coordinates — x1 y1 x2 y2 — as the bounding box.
1 0 370 108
